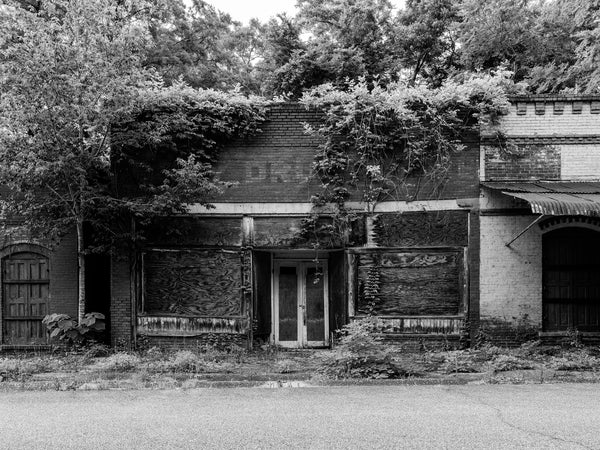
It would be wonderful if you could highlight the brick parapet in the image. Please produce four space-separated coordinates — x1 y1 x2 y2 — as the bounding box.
482 97 600 181
485 98 600 138
215 103 480 203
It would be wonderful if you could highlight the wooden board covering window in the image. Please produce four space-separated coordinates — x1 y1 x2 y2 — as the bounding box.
373 211 468 247
356 251 462 316
143 250 242 316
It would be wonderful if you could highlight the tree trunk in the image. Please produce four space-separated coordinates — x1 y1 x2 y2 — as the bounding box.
76 219 86 323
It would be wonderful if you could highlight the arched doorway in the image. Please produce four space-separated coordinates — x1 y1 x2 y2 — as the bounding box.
2 252 50 344
543 227 600 332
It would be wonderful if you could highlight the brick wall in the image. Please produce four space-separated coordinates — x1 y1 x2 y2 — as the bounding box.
0 225 78 345
110 254 132 348
215 103 480 203
479 214 542 344
468 208 480 340
484 144 561 181
561 144 600 180
214 103 321 203
491 98 600 137
483 98 600 182
0 226 79 318
49 231 79 319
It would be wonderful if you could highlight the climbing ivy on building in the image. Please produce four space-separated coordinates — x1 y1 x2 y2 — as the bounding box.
297 71 525 249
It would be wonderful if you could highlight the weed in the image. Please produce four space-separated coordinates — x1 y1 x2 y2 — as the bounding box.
440 352 480 374
168 351 203 373
320 319 409 379
0 357 49 381
491 354 534 372
273 359 299 374
549 350 600 371
83 343 110 358
93 352 141 372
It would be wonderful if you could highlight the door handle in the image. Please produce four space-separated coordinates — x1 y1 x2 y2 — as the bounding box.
299 304 306 325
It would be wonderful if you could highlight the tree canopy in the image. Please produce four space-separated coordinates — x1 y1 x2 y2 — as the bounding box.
0 0 267 320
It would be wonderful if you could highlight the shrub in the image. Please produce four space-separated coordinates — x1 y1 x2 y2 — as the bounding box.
491 354 534 372
168 351 203 373
549 350 600 371
94 352 141 372
144 346 164 361
42 312 106 347
321 319 408 379
274 359 299 374
440 351 481 374
83 343 111 358
0 357 49 380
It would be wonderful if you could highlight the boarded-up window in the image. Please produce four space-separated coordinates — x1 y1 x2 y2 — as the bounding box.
143 250 242 316
145 218 243 247
373 211 468 247
356 251 462 316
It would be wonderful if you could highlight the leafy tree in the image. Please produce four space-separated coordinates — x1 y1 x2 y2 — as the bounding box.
145 0 268 93
527 0 600 93
393 0 460 86
257 14 306 95
0 0 156 321
455 0 600 93
223 18 267 94
0 0 267 322
457 0 545 79
145 0 238 89
268 0 396 96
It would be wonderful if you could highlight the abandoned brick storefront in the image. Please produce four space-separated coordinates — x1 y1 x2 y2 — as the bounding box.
479 96 600 345
6 97 600 349
109 103 480 350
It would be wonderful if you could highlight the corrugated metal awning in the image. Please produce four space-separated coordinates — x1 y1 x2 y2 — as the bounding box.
482 181 600 216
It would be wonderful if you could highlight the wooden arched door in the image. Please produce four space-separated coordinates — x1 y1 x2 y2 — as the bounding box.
2 252 50 344
543 228 600 332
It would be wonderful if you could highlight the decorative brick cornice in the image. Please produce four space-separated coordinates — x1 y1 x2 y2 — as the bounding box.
509 95 600 102
481 135 600 145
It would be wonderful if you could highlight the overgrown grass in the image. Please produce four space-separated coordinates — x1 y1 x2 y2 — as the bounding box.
0 339 600 389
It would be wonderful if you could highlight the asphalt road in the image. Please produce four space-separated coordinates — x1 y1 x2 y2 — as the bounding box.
0 383 599 449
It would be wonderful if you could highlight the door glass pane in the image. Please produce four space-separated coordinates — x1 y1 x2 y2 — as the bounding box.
306 267 325 341
278 266 297 341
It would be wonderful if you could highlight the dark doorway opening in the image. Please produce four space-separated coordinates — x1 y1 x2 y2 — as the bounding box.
543 227 600 332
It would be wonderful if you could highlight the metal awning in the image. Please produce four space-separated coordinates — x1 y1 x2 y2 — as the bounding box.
482 181 600 216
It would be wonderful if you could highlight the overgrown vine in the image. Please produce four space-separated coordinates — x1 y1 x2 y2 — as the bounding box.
297 71 525 252
103 82 270 252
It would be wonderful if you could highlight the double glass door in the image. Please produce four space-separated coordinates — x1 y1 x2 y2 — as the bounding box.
273 261 329 347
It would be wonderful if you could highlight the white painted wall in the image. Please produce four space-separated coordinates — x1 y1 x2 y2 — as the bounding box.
479 214 543 326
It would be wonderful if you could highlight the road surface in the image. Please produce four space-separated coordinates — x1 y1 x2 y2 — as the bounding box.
0 384 599 449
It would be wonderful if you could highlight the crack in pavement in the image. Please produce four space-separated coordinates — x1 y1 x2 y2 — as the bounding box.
449 386 594 450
